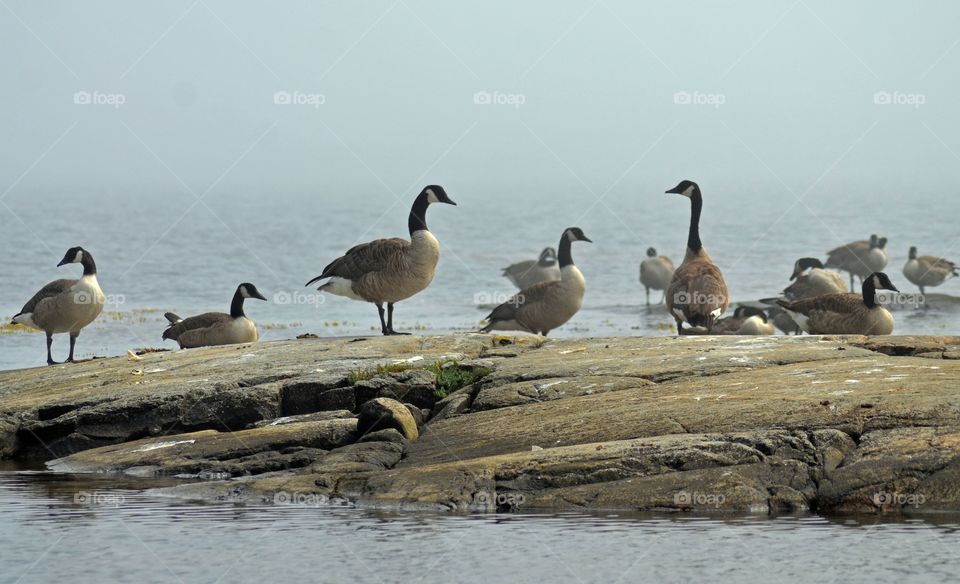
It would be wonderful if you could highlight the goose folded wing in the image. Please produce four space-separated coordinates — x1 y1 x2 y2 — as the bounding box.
920 256 958 275
779 293 862 315
320 238 410 280
16 279 76 316
486 281 555 322
163 312 231 340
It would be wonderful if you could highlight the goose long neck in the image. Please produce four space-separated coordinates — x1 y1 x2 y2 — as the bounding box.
687 191 703 253
408 192 430 236
558 236 574 268
81 252 97 276
861 278 878 308
230 289 246 318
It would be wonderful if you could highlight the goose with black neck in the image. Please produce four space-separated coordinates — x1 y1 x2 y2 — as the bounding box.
777 271 899 335
162 283 267 348
12 246 105 365
306 185 456 335
664 180 729 335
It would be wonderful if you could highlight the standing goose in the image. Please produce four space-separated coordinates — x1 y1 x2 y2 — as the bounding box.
162 283 267 348
826 234 888 291
664 180 729 334
481 227 591 335
710 306 774 335
639 247 675 305
502 247 561 290
12 247 105 365
306 185 456 335
777 272 899 335
902 246 958 295
782 258 847 300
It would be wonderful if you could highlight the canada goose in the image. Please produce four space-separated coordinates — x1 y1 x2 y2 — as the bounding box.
782 257 847 300
162 283 267 348
826 234 888 291
710 306 775 335
903 246 958 295
639 247 675 305
12 247 105 365
502 247 561 290
777 272 899 335
481 227 591 335
306 185 456 335
664 180 729 335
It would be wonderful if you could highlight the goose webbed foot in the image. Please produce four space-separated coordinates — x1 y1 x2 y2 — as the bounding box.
382 303 409 336
384 329 410 336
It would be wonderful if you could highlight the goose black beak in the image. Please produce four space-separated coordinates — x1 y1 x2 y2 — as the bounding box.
581 236 593 243
57 259 68 267
665 186 682 194
253 291 268 301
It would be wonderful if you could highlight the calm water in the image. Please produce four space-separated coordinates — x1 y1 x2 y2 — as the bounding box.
2 186 959 370
1 464 958 584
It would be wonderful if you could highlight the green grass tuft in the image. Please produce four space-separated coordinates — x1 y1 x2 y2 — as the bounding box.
347 360 491 398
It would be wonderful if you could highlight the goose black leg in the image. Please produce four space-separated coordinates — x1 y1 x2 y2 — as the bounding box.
645 287 650 306
675 319 686 336
376 303 388 335
67 333 78 363
385 303 409 336
46 332 58 366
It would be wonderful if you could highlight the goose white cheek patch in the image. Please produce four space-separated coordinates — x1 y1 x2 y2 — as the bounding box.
426 189 439 203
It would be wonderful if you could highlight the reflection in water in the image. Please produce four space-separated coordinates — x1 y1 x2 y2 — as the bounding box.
2 468 959 584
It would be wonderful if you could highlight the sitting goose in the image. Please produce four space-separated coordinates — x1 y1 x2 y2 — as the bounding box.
902 246 958 295
777 272 899 335
481 227 591 335
826 234 888 291
162 283 267 348
782 258 847 300
12 247 105 365
639 247 675 305
502 247 561 290
710 306 775 335
306 185 456 335
665 180 729 334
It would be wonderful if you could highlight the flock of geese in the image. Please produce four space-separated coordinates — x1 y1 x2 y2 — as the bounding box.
9 182 959 365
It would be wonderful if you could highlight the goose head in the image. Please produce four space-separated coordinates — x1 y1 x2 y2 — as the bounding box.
908 246 918 260
646 247 657 258
876 237 888 250
790 257 825 280
422 185 456 206
57 246 87 267
563 227 592 243
867 272 899 293
740 306 768 323
538 247 558 266
665 180 700 198
238 283 268 301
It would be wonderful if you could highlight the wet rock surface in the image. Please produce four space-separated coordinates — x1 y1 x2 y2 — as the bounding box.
2 334 959 514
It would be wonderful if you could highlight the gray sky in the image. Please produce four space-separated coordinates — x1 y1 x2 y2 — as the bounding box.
2 0 959 200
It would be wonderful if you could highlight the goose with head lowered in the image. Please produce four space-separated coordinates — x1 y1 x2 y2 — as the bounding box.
639 247 675 305
12 246 105 365
162 283 267 348
664 180 729 334
481 227 591 335
710 306 775 335
306 185 456 335
902 246 958 296
777 272 899 335
782 257 847 300
502 247 560 291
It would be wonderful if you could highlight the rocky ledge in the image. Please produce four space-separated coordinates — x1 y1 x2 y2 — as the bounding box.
2 334 960 514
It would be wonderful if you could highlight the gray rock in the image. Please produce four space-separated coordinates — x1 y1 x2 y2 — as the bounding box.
357 398 419 441
354 370 438 410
